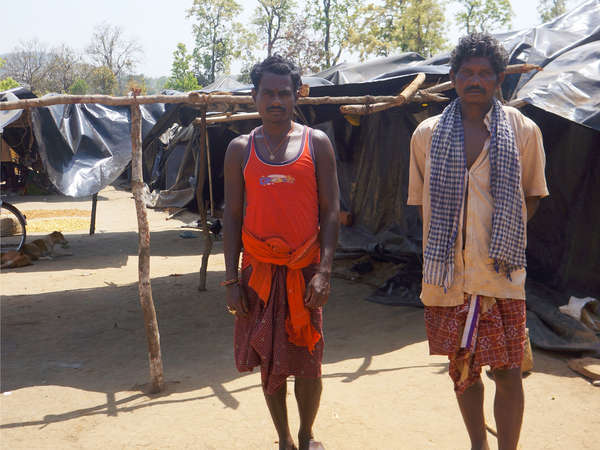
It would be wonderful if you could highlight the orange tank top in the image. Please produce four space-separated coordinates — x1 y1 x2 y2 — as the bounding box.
243 125 319 250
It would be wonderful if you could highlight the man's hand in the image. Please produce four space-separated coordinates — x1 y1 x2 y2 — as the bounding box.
226 284 249 319
304 272 331 309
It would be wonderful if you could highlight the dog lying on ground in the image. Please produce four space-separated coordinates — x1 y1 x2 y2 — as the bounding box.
1 250 32 269
22 231 72 260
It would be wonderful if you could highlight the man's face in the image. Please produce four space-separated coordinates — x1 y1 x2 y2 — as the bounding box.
450 56 504 106
252 71 297 123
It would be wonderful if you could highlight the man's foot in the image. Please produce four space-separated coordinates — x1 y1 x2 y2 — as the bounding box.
298 433 325 450
276 439 297 450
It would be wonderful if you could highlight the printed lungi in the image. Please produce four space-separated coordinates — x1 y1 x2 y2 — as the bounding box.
425 296 526 394
234 264 323 394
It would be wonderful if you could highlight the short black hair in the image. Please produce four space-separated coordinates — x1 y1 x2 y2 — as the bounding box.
450 32 509 75
250 54 302 93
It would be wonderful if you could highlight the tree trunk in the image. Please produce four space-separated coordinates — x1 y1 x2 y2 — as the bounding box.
130 101 165 394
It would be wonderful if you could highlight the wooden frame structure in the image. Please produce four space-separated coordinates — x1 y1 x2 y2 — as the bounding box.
0 63 540 392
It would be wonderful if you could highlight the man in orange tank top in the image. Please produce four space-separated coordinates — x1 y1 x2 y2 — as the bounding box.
223 55 340 450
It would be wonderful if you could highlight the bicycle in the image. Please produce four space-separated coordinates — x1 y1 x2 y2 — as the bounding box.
0 198 27 252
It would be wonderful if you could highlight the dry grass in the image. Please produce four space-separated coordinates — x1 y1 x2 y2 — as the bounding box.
27 218 90 232
22 209 89 219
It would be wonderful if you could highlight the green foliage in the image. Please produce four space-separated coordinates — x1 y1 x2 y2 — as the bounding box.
537 0 567 22
188 0 242 85
68 78 88 95
164 43 200 92
309 0 361 69
350 0 447 60
89 66 117 94
0 77 20 91
454 0 513 34
253 0 296 57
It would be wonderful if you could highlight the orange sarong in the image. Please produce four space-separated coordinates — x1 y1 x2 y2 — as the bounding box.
242 228 321 352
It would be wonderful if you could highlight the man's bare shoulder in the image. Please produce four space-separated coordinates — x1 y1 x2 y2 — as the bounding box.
310 127 334 156
310 128 332 146
227 133 251 154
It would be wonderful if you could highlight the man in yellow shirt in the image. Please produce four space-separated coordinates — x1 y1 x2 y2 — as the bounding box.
408 33 548 450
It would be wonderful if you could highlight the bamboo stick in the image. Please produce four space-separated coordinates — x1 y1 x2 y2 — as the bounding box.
340 73 426 115
130 99 165 394
202 111 261 124
0 63 542 113
196 108 213 292
0 93 413 110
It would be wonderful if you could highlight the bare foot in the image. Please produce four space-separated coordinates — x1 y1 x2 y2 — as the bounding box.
298 434 324 450
276 439 297 450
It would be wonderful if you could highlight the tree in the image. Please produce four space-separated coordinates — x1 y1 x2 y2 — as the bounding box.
350 0 447 60
0 77 20 91
68 78 89 95
163 44 200 92
46 44 82 93
454 0 513 34
309 0 361 69
86 22 143 81
188 0 242 85
252 0 295 57
0 58 20 91
278 16 326 74
1 39 52 93
126 75 148 95
538 0 567 22
88 66 117 94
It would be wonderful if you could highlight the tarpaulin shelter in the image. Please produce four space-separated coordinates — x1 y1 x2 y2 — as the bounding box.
1 0 599 356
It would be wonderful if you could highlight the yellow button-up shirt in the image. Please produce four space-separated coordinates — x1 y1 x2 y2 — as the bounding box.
407 106 549 306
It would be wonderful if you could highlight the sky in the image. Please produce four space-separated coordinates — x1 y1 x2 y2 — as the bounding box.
0 0 580 78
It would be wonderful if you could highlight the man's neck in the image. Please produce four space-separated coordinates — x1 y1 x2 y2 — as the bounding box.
460 99 493 123
262 120 294 137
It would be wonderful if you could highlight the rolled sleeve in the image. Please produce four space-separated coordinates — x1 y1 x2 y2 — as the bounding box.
520 118 549 198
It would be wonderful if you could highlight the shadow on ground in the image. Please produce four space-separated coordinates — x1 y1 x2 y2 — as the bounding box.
1 248 583 431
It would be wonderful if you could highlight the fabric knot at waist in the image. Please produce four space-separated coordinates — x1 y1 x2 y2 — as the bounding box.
242 228 321 352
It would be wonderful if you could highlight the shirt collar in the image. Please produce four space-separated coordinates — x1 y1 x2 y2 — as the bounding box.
483 105 493 132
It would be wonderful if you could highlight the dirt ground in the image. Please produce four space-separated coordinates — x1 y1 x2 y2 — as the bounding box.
1 186 598 449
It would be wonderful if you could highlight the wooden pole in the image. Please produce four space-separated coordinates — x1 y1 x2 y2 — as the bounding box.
205 128 215 217
0 64 542 113
89 193 98 235
195 108 213 292
340 73 426 115
202 111 261 124
130 98 165 394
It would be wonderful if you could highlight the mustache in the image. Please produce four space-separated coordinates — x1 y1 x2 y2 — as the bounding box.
267 106 285 112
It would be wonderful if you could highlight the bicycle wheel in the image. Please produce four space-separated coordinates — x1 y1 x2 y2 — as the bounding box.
0 201 27 252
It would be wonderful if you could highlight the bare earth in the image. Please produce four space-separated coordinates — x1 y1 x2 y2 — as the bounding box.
1 186 598 449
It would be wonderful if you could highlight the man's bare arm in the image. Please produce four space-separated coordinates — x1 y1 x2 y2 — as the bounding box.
223 135 249 316
305 129 340 309
526 196 540 222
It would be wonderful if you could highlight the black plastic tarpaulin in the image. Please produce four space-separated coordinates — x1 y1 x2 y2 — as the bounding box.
1 87 166 197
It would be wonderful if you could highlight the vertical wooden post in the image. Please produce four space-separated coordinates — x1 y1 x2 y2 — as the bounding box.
89 193 98 235
205 128 215 217
130 100 165 393
196 108 213 291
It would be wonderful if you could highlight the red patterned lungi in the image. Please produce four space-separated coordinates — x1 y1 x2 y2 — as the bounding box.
424 296 526 394
234 263 323 395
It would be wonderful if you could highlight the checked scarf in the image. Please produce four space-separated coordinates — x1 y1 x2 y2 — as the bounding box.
424 98 526 290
